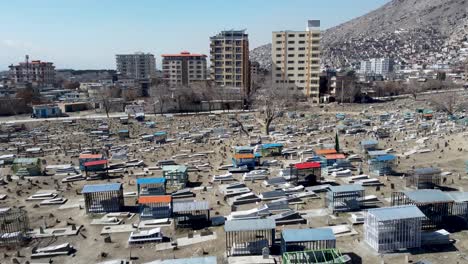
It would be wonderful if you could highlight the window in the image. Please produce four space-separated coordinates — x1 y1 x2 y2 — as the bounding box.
312 33 320 38
298 61 305 64
276 61 281 64
276 54 281 57
288 34 295 38
299 41 305 44
288 47 294 51
298 47 305 51
276 48 282 51
276 34 282 38
288 61 294 64
299 34 305 37
288 73 294 77
298 67 305 70
276 41 282 44
298 54 305 57
288 54 294 57
287 67 294 70
288 41 295 44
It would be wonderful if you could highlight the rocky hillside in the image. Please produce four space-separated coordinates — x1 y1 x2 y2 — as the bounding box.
251 0 468 70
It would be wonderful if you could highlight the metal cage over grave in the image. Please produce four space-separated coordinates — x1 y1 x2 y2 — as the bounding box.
78 154 103 170
392 190 453 230
364 205 426 253
0 208 29 246
326 185 365 212
137 177 166 196
258 143 283 157
118 129 129 139
83 159 109 178
406 167 441 189
139 195 172 219
172 200 210 228
448 192 468 221
82 183 124 214
153 131 167 143
224 219 276 256
292 162 321 186
12 158 42 177
162 165 188 188
281 228 336 253
361 139 378 152
282 248 346 264
369 154 396 176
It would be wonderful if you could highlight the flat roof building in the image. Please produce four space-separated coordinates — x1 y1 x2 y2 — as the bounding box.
162 51 207 87
210 30 250 96
9 55 55 85
272 20 321 102
116 52 156 80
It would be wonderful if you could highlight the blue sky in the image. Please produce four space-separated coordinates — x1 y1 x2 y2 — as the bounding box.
0 0 390 70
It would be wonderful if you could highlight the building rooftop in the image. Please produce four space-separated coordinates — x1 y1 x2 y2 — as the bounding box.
82 183 122 193
144 256 217 264
294 162 321 170
161 51 207 58
137 177 166 185
83 159 108 167
368 205 426 221
162 165 187 172
172 200 209 212
138 195 172 204
375 154 396 162
413 167 441 175
361 139 378 146
328 184 364 193
224 219 275 232
403 189 454 203
282 228 335 243
13 158 39 164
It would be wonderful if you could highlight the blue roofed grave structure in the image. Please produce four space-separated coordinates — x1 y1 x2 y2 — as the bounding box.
326 184 365 212
82 183 124 214
162 165 188 188
281 228 336 253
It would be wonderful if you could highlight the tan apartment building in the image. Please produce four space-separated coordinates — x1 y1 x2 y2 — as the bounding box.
272 20 321 103
210 30 250 96
161 51 207 87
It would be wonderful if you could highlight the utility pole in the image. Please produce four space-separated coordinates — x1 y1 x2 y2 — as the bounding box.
341 80 344 106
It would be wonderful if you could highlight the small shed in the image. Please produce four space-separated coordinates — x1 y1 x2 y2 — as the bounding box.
406 167 441 189
365 205 426 253
258 143 283 157
232 153 256 169
139 195 172 219
324 154 346 166
83 159 108 178
172 200 210 228
82 183 124 214
154 131 167 143
361 139 378 152
392 189 454 229
141 134 154 142
12 158 42 176
281 228 336 253
118 129 130 139
369 154 395 176
162 165 188 188
137 177 166 196
79 154 103 170
326 184 365 212
224 219 276 256
315 149 337 156
292 162 321 185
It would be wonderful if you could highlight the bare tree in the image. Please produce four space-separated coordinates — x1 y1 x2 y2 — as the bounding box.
253 86 299 135
430 92 465 116
149 84 172 115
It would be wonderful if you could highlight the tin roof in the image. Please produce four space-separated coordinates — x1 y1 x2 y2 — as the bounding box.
82 183 122 193
361 139 378 146
162 165 187 172
262 143 283 149
282 228 335 242
403 189 453 203
294 162 321 170
172 201 209 212
137 177 166 185
413 167 441 175
368 205 426 221
224 219 275 232
138 195 172 204
83 159 108 167
234 153 255 159
325 154 346 160
13 158 39 164
315 149 337 155
375 154 396 162
328 184 364 193
79 154 103 159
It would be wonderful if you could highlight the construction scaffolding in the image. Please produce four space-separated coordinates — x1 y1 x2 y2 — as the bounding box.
224 219 276 256
406 167 442 189
282 248 346 264
0 208 29 246
281 228 336 253
82 183 124 214
391 190 453 230
326 185 365 212
364 205 425 253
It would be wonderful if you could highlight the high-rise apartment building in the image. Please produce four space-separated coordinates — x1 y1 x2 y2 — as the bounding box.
9 55 55 85
272 20 321 102
161 51 207 87
359 58 393 76
209 30 250 95
116 52 156 80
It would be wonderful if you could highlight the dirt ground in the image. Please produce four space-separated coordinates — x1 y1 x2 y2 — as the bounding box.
0 95 467 264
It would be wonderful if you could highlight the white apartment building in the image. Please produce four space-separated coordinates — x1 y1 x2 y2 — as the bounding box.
360 58 393 76
161 51 207 87
272 20 321 102
116 52 156 80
